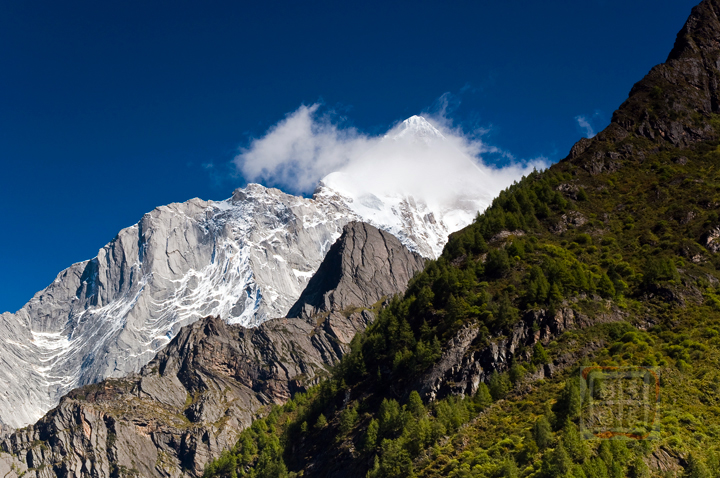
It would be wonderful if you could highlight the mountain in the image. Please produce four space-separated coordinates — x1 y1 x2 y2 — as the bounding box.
0 222 425 477
319 115 494 245
287 221 426 319
196 1 720 476
0 116 489 430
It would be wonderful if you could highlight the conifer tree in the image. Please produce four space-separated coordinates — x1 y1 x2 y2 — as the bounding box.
546 439 572 477
562 419 588 463
509 361 526 384
339 405 358 434
629 457 650 478
684 454 711 478
550 282 564 303
315 413 327 429
474 382 493 410
364 419 379 451
501 456 520 478
489 371 511 400
533 415 553 450
597 273 616 298
407 391 425 418
583 457 609 478
533 342 550 365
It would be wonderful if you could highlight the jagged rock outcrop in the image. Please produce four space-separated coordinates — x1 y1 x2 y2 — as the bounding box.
565 0 720 177
417 305 626 402
0 316 340 478
612 0 720 147
0 222 426 478
287 222 425 319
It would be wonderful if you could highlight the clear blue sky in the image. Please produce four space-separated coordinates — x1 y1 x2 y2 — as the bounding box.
0 0 699 313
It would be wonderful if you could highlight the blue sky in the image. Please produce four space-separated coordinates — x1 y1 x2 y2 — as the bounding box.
0 0 699 313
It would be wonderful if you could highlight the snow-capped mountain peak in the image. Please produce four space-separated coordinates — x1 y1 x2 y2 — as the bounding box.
0 114 498 429
387 115 445 144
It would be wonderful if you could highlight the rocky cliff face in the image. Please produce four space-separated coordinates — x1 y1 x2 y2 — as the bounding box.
416 304 626 403
287 221 425 319
611 0 720 148
0 185 347 429
0 116 483 430
569 0 720 178
0 222 426 478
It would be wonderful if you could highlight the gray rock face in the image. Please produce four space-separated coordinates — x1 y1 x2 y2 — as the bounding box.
287 221 425 319
0 316 339 478
417 306 626 402
0 185 341 429
0 221 425 478
703 226 720 252
0 177 463 429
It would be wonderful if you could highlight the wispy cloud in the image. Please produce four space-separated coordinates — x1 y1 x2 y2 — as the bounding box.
233 103 549 210
234 104 372 194
575 115 596 138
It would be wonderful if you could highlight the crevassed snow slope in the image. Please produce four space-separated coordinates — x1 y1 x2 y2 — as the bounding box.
0 116 495 428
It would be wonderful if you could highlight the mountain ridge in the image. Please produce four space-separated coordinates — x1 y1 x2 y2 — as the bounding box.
0 116 493 430
0 221 425 477
196 1 720 476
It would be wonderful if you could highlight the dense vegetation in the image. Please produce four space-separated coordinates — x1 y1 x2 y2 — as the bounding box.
201 121 720 477
203 7 720 472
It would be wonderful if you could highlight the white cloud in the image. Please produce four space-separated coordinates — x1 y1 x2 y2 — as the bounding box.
234 104 373 194
575 115 596 138
233 104 548 210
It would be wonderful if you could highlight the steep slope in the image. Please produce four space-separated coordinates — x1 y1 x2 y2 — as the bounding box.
0 117 487 430
0 222 425 478
287 221 426 319
200 1 720 476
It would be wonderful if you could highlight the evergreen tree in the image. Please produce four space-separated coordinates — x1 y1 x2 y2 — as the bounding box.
684 454 711 478
597 273 616 298
378 399 402 437
407 391 425 418
608 461 623 478
629 457 650 478
562 419 588 463
508 240 525 259
495 292 519 327
543 401 557 428
501 456 520 478
489 371 511 400
545 439 572 477
527 265 551 305
598 440 613 466
239 434 257 465
364 419 379 451
550 282 564 303
418 320 432 341
519 430 539 462
583 457 609 478
486 249 511 277
314 413 327 429
642 257 680 286
533 342 550 365
474 382 493 410
379 438 414 478
509 361 526 384
533 415 553 450
339 405 358 434
557 378 583 422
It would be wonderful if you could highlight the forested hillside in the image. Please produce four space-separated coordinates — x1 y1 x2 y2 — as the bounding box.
204 1 720 476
